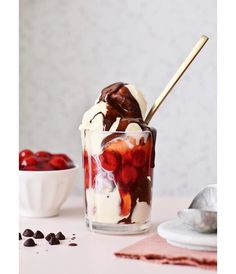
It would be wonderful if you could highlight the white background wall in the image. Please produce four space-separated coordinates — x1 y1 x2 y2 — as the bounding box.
19 0 216 196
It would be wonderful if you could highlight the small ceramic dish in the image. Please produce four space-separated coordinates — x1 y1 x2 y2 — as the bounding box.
19 165 78 217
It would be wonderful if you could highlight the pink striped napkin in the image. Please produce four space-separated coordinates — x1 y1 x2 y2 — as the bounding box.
114 234 217 270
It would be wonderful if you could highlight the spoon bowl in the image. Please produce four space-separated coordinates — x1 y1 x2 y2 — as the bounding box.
178 208 217 233
178 184 217 233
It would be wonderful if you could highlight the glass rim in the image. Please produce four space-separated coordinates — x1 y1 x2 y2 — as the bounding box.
81 128 154 134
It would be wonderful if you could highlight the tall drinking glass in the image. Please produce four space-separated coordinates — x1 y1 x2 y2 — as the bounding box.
81 129 155 234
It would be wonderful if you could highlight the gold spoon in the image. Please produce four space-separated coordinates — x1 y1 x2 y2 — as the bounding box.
145 35 209 124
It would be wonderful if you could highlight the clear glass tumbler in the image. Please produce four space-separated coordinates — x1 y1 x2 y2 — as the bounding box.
81 129 155 234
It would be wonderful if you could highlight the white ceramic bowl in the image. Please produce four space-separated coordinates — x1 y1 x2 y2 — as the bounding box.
19 165 79 217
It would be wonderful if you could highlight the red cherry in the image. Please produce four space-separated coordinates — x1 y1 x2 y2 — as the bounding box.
35 151 52 159
21 156 38 167
119 191 131 216
83 151 98 188
91 156 98 188
19 149 33 163
37 156 50 163
104 139 129 155
40 163 54 171
83 150 88 169
21 166 39 171
53 153 72 163
131 147 146 167
84 169 89 188
99 150 121 171
122 150 132 165
83 151 89 188
49 156 68 170
119 164 138 185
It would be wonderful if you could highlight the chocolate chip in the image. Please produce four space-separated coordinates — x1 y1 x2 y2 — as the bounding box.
19 233 22 240
72 233 75 236
33 230 44 239
24 238 36 247
49 237 60 245
45 233 55 242
68 243 77 246
55 232 65 240
23 229 34 237
71 237 75 240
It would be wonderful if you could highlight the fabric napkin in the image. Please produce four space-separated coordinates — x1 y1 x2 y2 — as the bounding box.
114 234 217 270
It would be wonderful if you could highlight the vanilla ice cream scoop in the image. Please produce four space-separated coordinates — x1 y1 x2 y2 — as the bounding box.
80 82 148 132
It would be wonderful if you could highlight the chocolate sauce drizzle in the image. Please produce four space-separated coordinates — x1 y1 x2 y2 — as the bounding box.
118 175 153 224
91 82 147 132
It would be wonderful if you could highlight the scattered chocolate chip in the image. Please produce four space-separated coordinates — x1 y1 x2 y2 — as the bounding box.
68 243 77 246
49 237 60 245
33 230 44 239
71 237 76 240
45 233 55 242
72 233 75 236
55 232 65 240
23 229 34 237
19 233 22 240
24 238 36 247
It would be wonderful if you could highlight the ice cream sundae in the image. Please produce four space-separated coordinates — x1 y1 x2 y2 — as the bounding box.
80 82 156 233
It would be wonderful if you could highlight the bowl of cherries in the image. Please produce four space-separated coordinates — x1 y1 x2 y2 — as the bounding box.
19 149 78 217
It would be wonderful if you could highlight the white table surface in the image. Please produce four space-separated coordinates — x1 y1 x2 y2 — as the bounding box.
19 196 216 274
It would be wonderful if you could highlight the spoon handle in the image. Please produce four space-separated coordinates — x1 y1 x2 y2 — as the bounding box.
145 35 209 125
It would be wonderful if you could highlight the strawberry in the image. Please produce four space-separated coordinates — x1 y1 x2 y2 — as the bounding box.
49 156 68 170
99 150 121 171
120 164 137 185
131 147 146 167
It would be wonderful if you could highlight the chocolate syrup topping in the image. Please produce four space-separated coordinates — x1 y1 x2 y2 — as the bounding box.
68 243 77 246
94 82 145 131
118 176 152 224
